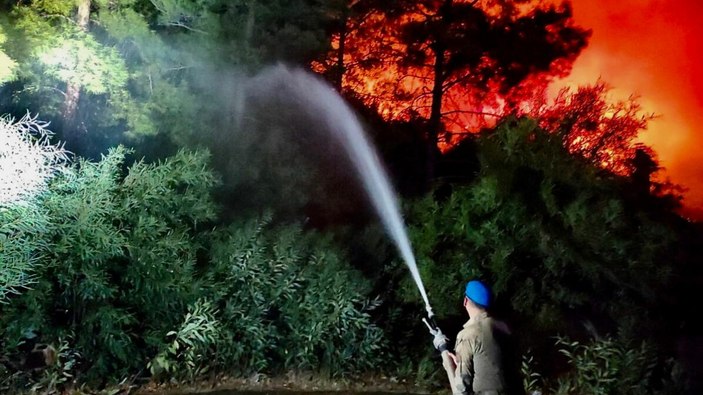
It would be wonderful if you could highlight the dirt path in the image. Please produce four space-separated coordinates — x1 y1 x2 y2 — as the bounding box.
134 373 434 395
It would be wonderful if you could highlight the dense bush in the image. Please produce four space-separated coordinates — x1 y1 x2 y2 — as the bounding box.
0 144 385 389
406 119 679 338
388 118 687 393
203 214 384 376
0 146 219 382
524 336 684 395
0 114 69 301
0 116 695 394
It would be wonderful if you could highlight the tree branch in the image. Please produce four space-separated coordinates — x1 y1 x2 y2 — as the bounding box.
162 21 209 35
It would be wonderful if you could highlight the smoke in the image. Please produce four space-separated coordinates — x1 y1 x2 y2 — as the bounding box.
558 0 703 218
189 64 372 223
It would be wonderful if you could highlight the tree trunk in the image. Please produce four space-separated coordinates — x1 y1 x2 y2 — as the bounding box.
428 0 453 144
426 0 452 178
334 7 349 91
428 44 446 147
61 0 91 132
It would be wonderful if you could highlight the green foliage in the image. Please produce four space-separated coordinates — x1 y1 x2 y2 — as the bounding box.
0 25 17 83
406 118 678 340
392 117 685 392
521 351 543 393
0 145 219 382
515 336 687 395
0 204 46 301
0 0 339 153
1 114 69 302
553 336 654 395
31 335 82 394
6 3 127 91
93 0 202 140
1 140 384 386
148 299 221 381
205 214 385 376
548 336 685 395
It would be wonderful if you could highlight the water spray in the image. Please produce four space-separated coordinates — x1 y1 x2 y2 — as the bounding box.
238 65 440 335
284 68 439 329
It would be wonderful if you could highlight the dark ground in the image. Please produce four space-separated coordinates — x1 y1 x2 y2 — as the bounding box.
679 335 703 394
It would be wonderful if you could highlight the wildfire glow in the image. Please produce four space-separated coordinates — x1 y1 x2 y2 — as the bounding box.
313 1 572 150
555 0 703 219
316 0 702 218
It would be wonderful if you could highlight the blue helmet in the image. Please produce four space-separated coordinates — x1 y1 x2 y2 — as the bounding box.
465 280 491 308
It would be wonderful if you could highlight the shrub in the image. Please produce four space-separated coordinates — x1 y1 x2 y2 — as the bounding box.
549 336 685 395
0 114 69 302
148 299 221 382
405 119 678 340
0 146 218 383
204 214 385 377
391 118 685 390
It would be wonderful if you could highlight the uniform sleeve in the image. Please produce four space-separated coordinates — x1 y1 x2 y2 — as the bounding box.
453 330 477 395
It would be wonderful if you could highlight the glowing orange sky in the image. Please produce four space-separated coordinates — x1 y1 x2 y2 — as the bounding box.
555 0 703 219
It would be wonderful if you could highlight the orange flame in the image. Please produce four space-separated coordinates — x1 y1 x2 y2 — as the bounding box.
316 0 703 218
313 1 568 151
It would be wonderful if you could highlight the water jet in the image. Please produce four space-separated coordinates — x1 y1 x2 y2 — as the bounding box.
236 65 435 319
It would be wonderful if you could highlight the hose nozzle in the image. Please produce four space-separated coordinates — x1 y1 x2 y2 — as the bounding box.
423 308 449 353
425 304 434 320
422 307 439 332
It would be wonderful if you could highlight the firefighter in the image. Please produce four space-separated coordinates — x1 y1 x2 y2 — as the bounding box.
430 280 522 395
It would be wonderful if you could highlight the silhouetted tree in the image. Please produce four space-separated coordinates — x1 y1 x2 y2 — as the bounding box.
631 147 658 196
532 82 656 175
315 0 590 152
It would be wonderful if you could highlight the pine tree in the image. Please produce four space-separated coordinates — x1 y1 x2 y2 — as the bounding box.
315 0 590 150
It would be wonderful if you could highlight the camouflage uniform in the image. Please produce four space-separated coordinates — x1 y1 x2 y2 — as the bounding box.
451 311 511 395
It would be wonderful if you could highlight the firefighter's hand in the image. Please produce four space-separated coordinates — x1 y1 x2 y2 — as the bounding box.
431 328 449 352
